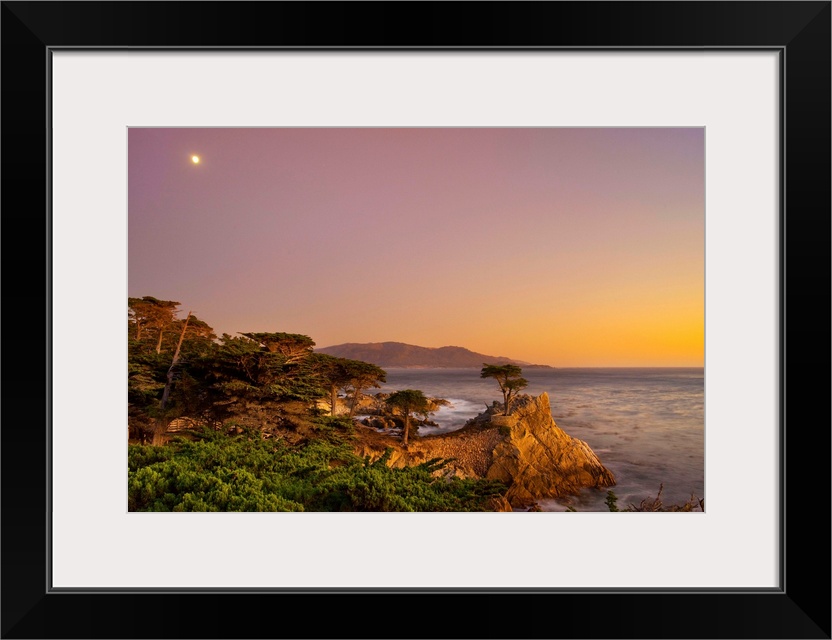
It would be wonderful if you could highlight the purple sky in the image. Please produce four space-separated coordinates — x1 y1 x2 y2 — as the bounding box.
128 128 704 366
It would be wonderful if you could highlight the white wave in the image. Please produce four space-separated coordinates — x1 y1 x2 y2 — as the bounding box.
426 398 486 433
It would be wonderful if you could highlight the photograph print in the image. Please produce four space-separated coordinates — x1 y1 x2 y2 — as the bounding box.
127 127 704 513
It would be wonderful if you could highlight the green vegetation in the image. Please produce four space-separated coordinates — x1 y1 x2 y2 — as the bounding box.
385 389 432 447
128 296 182 354
128 425 507 512
239 332 315 362
480 363 529 415
128 297 343 443
344 361 388 416
127 296 507 511
128 298 389 438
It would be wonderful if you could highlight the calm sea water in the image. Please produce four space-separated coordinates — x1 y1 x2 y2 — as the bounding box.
369 367 704 512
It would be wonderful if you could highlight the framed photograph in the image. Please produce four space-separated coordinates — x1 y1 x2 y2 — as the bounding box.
3 2 829 638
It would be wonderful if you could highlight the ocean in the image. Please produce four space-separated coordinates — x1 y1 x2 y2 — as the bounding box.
368 367 704 512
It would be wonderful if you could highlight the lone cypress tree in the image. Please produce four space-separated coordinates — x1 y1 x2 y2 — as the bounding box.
480 363 528 416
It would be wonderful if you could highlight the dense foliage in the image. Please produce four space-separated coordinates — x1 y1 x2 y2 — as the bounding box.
128 298 390 442
127 296 513 511
128 425 507 512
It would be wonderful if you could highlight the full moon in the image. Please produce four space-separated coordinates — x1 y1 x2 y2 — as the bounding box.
191 155 200 164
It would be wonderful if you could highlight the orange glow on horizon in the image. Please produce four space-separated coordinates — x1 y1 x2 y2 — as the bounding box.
131 128 704 368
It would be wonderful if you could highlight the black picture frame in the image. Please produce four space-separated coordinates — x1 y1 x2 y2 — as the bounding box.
2 2 829 638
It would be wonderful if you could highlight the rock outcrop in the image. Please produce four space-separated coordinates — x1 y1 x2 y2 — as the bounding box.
484 393 615 507
353 392 615 508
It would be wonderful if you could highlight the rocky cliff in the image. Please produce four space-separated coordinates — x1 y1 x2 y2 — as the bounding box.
484 394 616 506
353 392 615 508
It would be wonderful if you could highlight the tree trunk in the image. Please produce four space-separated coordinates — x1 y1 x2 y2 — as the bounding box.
349 387 361 417
330 384 338 416
402 413 410 446
155 327 164 354
151 419 167 446
502 389 510 416
160 312 191 412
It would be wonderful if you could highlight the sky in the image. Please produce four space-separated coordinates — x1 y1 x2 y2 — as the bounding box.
128 128 704 367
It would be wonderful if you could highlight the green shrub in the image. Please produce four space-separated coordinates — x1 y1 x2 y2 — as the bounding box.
128 430 507 512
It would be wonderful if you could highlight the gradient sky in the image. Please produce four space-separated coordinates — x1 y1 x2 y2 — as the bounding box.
128 128 704 367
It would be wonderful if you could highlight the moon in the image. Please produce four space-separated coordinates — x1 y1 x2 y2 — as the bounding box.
191 155 200 164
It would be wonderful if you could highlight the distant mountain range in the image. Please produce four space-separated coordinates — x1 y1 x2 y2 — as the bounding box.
316 342 551 369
